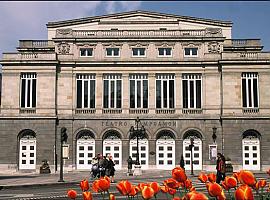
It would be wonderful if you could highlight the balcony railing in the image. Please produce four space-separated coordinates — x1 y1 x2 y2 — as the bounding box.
182 109 203 114
222 52 270 60
2 53 56 60
75 108 96 114
155 109 175 114
19 40 55 48
243 108 259 114
129 109 149 114
19 108 36 114
224 39 261 47
55 28 223 39
102 109 122 114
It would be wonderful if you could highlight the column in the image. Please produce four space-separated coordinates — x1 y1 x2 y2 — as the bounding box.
175 73 182 114
148 73 156 114
95 73 103 114
122 73 129 114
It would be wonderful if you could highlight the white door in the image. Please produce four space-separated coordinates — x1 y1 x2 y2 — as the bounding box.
183 139 202 170
156 139 175 170
242 138 260 170
19 138 36 170
103 139 122 170
130 139 149 169
77 139 95 170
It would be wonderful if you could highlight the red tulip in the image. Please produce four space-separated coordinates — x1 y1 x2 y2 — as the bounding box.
92 180 101 193
138 182 149 191
141 186 155 199
129 186 138 196
116 180 133 195
267 169 270 176
82 191 92 200
207 173 216 183
172 167 187 182
183 179 193 190
164 178 180 189
168 188 177 196
67 189 77 199
183 191 208 200
149 182 160 194
222 176 237 190
198 173 208 183
255 179 267 190
238 170 256 187
80 179 90 192
160 185 168 193
233 171 240 182
98 177 110 191
172 197 181 200
206 182 223 197
109 194 116 200
235 184 254 200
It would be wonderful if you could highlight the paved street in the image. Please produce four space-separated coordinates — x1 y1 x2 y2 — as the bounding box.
0 170 269 200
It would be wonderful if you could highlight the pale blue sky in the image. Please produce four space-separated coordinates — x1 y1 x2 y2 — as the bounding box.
0 1 269 58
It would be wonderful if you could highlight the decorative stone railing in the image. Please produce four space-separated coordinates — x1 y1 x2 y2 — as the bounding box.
19 40 54 48
222 52 270 60
75 109 96 114
224 39 261 47
19 108 36 114
129 109 149 114
102 109 122 114
55 28 223 38
2 53 56 60
243 108 259 114
155 109 175 114
182 109 203 114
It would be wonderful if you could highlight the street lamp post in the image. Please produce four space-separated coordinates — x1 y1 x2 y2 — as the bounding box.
129 117 145 175
58 127 68 182
212 127 217 144
189 137 194 175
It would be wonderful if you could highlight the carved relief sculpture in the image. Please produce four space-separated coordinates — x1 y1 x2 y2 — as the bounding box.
208 42 221 53
57 42 71 54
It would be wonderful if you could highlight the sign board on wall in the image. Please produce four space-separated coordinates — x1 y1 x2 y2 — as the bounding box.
63 144 69 159
209 144 217 160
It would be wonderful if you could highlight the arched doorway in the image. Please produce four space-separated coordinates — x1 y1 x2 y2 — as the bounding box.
242 130 261 170
129 131 149 169
156 130 175 169
76 130 95 170
18 129 36 170
103 130 122 169
183 130 203 170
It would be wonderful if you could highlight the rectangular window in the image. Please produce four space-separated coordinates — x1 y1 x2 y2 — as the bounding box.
132 48 145 57
242 73 259 108
156 74 175 108
80 48 93 57
184 48 198 57
76 74 96 108
158 48 172 57
20 73 36 108
103 74 122 108
182 74 202 109
129 74 148 108
106 48 120 57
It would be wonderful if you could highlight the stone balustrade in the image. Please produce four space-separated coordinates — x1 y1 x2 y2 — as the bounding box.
224 39 261 47
2 53 56 60
222 52 270 60
19 40 54 48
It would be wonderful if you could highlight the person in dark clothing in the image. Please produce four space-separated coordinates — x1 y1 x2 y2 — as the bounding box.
180 154 185 170
107 155 115 182
216 153 226 184
99 155 108 177
127 156 133 175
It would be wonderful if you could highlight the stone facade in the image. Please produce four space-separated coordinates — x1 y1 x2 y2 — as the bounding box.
0 10 270 173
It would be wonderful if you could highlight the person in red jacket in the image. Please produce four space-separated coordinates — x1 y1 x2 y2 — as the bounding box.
216 153 226 184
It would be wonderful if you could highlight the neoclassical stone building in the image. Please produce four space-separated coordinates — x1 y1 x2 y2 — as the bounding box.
1 10 270 172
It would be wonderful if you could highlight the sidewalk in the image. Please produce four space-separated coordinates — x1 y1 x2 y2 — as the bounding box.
0 169 172 189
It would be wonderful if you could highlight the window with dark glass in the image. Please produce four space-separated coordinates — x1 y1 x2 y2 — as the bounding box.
242 72 259 108
184 48 198 57
20 73 36 108
158 48 172 56
182 74 202 109
129 74 148 108
76 74 95 109
132 48 145 57
80 48 93 57
156 74 175 108
103 74 122 108
106 48 120 57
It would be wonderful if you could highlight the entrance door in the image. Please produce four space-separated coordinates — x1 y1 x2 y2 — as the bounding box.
130 139 149 169
183 139 202 170
103 139 122 169
156 139 175 169
242 138 260 170
77 139 95 170
19 138 36 170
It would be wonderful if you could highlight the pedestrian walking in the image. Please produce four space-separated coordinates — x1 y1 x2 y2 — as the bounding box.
216 153 226 184
180 154 185 170
127 156 133 176
107 155 116 182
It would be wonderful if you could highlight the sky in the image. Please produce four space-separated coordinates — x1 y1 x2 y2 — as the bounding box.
0 1 270 58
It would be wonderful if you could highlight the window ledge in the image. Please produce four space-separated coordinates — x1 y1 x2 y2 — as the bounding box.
20 108 36 114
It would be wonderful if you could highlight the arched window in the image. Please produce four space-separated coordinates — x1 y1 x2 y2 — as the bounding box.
242 130 261 170
183 130 203 170
76 130 95 170
103 130 122 169
18 129 36 170
156 130 175 170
